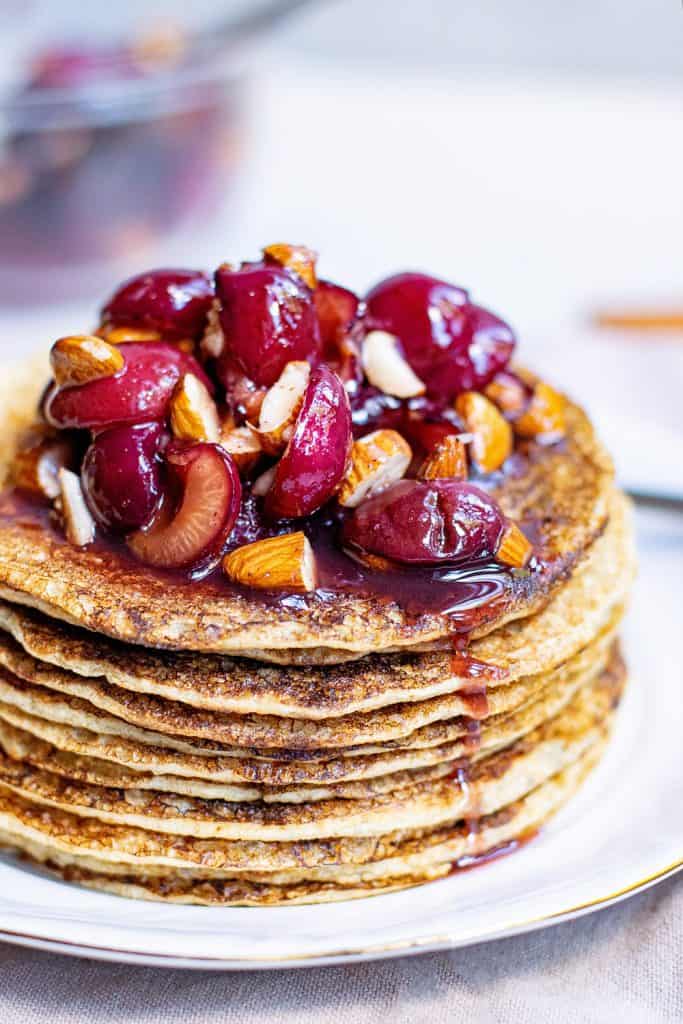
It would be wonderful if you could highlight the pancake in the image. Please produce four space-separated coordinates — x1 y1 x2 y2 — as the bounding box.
10 740 606 904
0 354 614 656
0 488 634 716
0 659 622 841
0 599 621 754
0 638 616 798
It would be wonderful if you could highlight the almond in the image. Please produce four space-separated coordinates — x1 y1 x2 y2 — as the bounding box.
50 335 124 388
263 243 318 290
98 325 162 344
170 373 220 443
362 331 426 399
484 374 529 417
221 425 263 474
251 464 277 497
223 532 317 592
10 430 74 499
252 361 310 455
496 521 533 568
418 434 468 481
200 303 225 359
338 429 412 508
455 391 512 473
514 381 566 440
58 468 95 546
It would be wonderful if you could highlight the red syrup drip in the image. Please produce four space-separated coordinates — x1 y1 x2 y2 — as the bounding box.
447 830 540 875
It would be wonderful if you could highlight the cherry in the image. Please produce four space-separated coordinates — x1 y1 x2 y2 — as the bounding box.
214 263 321 389
314 280 360 353
128 442 241 572
102 269 213 340
343 479 505 566
45 342 211 431
265 364 352 519
365 273 515 400
81 422 164 532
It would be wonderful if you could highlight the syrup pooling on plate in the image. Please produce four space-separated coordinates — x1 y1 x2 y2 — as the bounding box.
5 244 566 628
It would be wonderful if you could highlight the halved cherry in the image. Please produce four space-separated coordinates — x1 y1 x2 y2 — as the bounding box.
343 479 506 566
214 263 321 388
81 422 164 532
102 269 213 340
44 342 212 431
265 364 352 519
365 273 515 400
128 442 241 573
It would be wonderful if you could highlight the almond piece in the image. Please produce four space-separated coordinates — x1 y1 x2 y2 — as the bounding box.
223 532 317 592
253 361 310 455
98 325 162 344
221 425 263 474
455 391 512 473
50 335 124 388
338 429 412 508
200 303 225 359
484 374 529 417
362 331 426 399
496 521 532 568
170 373 220 443
58 468 95 546
263 243 318 290
251 464 277 497
514 381 566 440
11 431 74 499
418 434 468 481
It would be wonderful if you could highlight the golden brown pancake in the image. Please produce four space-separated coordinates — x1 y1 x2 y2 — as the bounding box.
0 356 614 656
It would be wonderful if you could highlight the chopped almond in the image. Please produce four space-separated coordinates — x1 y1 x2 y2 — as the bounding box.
514 381 566 440
223 532 317 592
338 429 412 508
362 331 426 399
251 464 277 497
170 373 220 443
10 430 74 499
58 469 95 546
263 243 318 290
496 521 533 568
484 373 529 417
200 304 225 359
98 325 162 344
419 435 468 481
221 425 263 474
50 335 124 388
455 391 512 473
253 361 310 455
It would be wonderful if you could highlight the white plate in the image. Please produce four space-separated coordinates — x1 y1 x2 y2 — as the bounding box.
0 505 680 969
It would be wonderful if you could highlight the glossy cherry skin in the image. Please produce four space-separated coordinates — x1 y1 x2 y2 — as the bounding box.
45 343 212 431
215 263 321 389
365 273 515 400
128 442 242 573
81 422 164 532
343 479 505 566
265 364 352 519
102 269 213 339
315 280 360 353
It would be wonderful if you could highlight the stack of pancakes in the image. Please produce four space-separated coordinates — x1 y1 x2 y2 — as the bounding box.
0 366 635 905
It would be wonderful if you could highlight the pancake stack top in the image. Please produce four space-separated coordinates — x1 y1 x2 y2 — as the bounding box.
0 247 634 904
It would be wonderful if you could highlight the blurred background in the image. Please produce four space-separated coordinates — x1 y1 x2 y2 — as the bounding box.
0 0 681 495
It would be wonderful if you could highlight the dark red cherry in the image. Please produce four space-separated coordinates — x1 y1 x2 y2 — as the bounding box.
128 442 241 572
343 479 505 565
314 280 360 353
45 343 211 431
214 263 320 388
81 422 163 532
365 273 515 400
102 269 213 339
265 364 352 519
